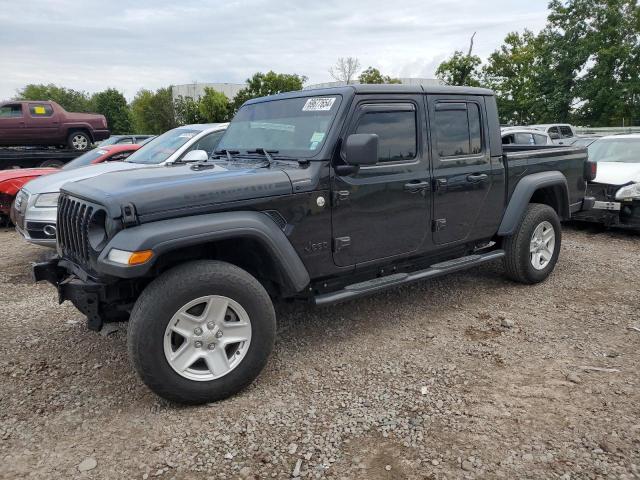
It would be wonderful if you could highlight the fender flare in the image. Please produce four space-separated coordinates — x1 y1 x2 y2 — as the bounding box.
498 171 569 236
96 211 311 292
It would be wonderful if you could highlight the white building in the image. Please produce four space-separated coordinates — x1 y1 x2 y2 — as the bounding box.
172 83 246 102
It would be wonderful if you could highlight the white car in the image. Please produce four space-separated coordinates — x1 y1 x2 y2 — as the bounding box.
531 124 577 145
12 123 228 247
501 127 553 146
573 134 640 229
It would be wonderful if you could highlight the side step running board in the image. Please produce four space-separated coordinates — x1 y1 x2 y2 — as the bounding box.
313 250 505 306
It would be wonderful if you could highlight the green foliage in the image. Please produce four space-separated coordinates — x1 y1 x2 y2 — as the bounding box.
435 51 482 87
15 83 94 112
91 88 132 134
231 71 306 113
174 96 204 125
198 87 230 122
131 87 176 134
358 67 401 84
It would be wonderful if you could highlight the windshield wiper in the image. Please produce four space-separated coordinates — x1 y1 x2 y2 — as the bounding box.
247 148 278 168
213 149 240 161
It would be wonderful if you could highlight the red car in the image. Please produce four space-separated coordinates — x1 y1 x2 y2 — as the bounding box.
0 144 140 222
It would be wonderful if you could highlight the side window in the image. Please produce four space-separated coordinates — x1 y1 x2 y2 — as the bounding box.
502 134 514 145
548 126 561 138
559 126 573 138
189 131 225 156
533 134 548 145
514 133 534 145
0 104 23 118
354 108 417 162
435 102 483 157
28 104 54 117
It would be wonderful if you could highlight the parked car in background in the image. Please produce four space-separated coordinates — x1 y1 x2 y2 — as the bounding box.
531 124 577 145
1 144 140 226
573 134 640 229
502 127 553 145
11 123 227 246
98 135 155 146
0 101 109 151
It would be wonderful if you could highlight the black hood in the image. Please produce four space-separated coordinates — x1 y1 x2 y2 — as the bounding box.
62 161 295 220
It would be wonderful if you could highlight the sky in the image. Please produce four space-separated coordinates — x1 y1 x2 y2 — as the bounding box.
0 0 550 101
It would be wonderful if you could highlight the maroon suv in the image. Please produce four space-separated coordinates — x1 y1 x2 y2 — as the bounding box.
0 101 110 151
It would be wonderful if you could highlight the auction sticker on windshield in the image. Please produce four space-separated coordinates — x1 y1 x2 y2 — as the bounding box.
302 97 336 111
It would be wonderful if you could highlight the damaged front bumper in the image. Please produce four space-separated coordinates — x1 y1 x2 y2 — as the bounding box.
33 258 135 331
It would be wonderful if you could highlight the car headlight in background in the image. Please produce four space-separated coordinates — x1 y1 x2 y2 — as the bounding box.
615 183 640 201
34 192 60 208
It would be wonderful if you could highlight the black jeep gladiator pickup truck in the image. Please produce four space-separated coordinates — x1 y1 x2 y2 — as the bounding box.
34 85 594 404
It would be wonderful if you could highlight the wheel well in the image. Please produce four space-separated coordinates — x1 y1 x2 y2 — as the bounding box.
529 185 569 220
68 128 93 142
151 238 288 297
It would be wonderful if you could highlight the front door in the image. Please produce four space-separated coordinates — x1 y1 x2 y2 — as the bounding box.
331 96 430 267
25 103 58 140
428 95 494 245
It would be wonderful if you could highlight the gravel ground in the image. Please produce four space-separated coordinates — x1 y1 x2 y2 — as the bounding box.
0 224 639 480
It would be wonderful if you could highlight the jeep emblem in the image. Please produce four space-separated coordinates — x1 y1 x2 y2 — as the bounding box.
316 196 326 207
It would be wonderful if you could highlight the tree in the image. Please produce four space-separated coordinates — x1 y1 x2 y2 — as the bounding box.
231 71 306 112
91 88 132 134
15 84 93 112
358 67 401 84
328 57 361 84
131 87 176 134
436 51 482 87
174 95 204 125
198 87 230 123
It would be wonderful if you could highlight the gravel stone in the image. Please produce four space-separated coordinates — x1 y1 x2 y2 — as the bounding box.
78 457 97 472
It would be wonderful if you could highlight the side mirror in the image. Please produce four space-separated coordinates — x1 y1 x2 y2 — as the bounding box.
182 149 208 162
549 132 560 140
345 134 379 166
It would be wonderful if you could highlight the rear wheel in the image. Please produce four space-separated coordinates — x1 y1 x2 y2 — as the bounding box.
67 131 91 151
127 260 276 404
503 203 561 284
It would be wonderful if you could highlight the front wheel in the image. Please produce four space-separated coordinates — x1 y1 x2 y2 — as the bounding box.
127 260 276 404
503 203 562 284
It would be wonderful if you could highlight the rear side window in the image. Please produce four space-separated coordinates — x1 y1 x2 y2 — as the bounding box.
514 133 534 145
29 104 54 117
355 109 417 162
559 126 573 138
435 102 483 157
533 134 548 145
0 104 23 118
189 130 225 156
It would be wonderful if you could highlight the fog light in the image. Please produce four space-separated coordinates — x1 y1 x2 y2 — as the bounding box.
107 248 153 265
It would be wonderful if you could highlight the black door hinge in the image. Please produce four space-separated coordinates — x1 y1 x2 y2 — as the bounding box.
432 219 447 232
121 203 138 227
334 190 350 205
334 236 351 253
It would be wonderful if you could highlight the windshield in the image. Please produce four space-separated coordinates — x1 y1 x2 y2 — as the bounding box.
61 148 108 170
217 95 341 158
125 128 200 164
588 138 640 163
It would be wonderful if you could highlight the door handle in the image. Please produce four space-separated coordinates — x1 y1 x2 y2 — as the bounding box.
467 173 488 183
404 180 430 192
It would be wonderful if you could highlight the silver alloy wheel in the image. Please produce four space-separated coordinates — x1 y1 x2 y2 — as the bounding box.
163 295 252 381
530 220 555 270
71 134 88 150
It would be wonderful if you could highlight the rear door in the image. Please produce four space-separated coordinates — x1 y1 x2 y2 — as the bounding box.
428 95 496 245
25 102 58 140
0 103 26 143
331 94 430 266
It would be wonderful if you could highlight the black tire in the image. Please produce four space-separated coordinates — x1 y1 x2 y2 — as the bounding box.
127 260 276 404
503 203 562 284
39 159 64 168
67 131 91 151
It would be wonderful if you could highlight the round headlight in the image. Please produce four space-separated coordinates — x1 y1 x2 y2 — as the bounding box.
87 210 107 251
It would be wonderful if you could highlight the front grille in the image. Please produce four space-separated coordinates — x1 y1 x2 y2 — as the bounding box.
57 194 100 265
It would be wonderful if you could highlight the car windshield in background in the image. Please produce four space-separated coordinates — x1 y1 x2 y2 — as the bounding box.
587 138 640 163
217 95 341 158
61 148 108 170
125 129 200 164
